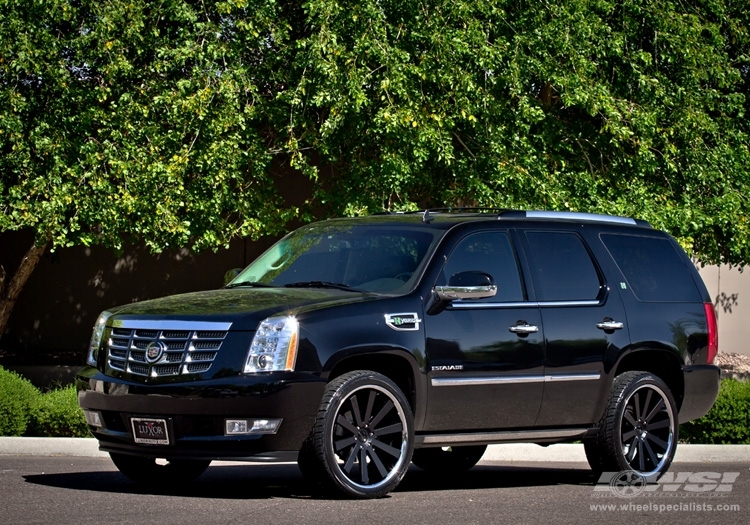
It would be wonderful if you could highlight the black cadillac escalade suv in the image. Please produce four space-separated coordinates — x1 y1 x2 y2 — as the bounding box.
77 210 720 498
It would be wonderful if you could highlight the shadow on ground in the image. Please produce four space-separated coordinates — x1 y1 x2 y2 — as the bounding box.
23 462 597 500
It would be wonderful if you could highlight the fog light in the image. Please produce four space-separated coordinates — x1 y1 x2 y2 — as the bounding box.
225 418 282 435
83 410 103 428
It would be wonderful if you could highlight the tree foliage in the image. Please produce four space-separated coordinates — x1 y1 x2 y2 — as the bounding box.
298 0 750 265
1 0 301 254
1 0 749 268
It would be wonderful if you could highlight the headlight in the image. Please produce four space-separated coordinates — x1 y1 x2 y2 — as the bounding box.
244 316 299 373
87 310 112 367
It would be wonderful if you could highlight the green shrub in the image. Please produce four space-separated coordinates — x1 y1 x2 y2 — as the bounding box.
680 379 750 444
0 366 42 436
28 384 90 437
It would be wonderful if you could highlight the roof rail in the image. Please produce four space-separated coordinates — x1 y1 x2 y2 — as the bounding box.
386 208 509 215
416 208 512 222
376 209 651 228
499 210 651 227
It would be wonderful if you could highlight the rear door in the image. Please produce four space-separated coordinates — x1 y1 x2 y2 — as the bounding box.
519 228 631 426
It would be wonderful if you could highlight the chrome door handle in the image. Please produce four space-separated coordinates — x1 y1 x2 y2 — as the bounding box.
509 323 539 334
596 320 624 331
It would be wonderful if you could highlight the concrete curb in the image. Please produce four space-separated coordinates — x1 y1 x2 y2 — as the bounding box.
480 443 750 463
0 437 108 458
1 438 748 463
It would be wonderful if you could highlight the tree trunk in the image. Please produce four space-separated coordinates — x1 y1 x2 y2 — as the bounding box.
0 242 48 340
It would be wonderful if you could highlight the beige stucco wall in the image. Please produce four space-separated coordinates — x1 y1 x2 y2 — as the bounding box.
697 264 749 358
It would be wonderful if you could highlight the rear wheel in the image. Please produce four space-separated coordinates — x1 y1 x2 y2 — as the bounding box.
109 453 210 484
411 445 487 473
302 370 414 498
585 371 678 480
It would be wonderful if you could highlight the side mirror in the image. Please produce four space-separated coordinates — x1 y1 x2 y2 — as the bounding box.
223 268 242 285
434 271 497 301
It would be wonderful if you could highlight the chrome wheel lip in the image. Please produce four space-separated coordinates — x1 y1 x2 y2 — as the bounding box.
618 382 676 478
329 383 410 491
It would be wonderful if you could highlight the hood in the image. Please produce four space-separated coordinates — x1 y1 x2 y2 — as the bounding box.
108 287 379 331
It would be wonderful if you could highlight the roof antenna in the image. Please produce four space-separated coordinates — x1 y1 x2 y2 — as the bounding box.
422 209 433 223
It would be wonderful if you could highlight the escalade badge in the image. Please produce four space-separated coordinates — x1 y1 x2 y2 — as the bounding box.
431 365 463 371
385 313 422 331
145 341 167 363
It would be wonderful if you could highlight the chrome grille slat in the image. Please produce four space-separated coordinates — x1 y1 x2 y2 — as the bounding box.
187 351 217 362
129 363 149 375
162 330 190 339
165 353 183 363
154 364 181 376
195 331 226 339
187 363 211 373
192 340 222 350
106 325 228 378
129 351 147 363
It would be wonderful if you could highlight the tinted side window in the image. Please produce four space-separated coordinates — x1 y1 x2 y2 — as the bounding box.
443 232 525 302
601 233 702 302
525 231 601 301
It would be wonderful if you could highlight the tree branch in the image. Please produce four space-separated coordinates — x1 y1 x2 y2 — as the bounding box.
0 242 48 339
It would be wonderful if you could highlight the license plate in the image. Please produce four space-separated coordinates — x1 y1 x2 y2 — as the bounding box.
131 417 170 445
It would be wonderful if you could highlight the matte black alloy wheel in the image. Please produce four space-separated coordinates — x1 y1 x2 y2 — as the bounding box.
308 370 414 498
109 452 211 485
585 371 677 479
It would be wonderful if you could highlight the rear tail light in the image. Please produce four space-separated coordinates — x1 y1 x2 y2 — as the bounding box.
703 302 718 364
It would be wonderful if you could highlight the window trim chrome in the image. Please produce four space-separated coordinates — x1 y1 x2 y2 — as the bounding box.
449 300 601 309
537 300 601 307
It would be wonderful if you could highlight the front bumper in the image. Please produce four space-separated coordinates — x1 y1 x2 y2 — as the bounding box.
76 366 326 460
679 364 721 423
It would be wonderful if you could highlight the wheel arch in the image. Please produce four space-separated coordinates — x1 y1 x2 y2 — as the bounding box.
612 347 685 411
325 348 424 427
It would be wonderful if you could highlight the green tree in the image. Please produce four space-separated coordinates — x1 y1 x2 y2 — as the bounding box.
0 0 305 335
296 0 750 266
2 0 749 339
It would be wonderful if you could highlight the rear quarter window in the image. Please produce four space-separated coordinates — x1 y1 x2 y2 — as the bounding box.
600 233 702 302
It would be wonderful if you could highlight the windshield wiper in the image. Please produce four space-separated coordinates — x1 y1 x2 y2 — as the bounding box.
225 281 275 289
284 281 360 292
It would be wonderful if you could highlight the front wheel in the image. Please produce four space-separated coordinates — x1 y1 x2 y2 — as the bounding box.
303 370 414 498
109 453 211 485
585 371 678 480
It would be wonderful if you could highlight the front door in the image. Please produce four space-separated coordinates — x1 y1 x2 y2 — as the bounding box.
423 230 544 431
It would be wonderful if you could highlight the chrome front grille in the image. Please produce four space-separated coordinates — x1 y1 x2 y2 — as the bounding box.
106 320 232 378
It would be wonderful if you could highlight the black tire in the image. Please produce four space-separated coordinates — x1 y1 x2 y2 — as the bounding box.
583 438 606 473
411 445 487 473
585 371 678 480
297 435 324 484
109 452 211 484
303 370 414 498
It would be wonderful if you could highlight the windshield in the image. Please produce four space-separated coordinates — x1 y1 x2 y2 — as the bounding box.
230 222 440 294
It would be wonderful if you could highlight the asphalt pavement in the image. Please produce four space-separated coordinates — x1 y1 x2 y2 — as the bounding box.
1 437 748 463
2 440 748 525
